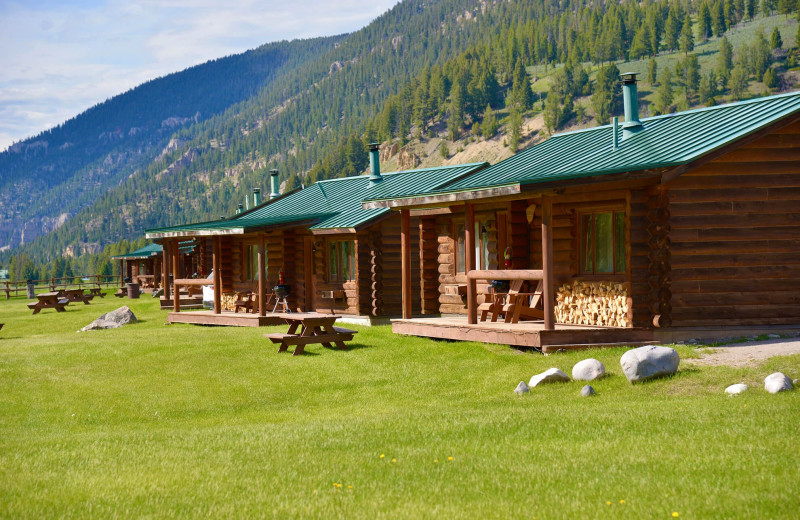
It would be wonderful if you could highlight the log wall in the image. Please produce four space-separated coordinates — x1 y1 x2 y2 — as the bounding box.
666 119 800 326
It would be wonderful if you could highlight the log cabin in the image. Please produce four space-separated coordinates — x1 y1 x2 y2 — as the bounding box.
363 80 800 350
145 149 487 326
111 241 199 292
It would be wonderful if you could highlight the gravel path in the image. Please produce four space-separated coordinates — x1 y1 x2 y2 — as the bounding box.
685 336 800 367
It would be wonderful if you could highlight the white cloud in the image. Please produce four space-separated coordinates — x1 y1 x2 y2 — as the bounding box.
0 0 398 151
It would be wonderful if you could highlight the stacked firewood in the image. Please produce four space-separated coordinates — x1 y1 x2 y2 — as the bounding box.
555 281 630 327
220 294 237 312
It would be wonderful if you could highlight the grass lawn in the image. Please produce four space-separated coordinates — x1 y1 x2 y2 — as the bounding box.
0 292 798 518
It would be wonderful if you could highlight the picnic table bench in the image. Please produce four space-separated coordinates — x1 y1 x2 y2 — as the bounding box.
88 287 105 298
28 292 70 314
264 313 357 356
58 289 93 304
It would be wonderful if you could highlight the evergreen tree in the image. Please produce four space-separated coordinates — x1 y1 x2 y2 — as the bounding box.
507 60 534 112
729 65 750 99
717 36 734 88
763 67 778 89
665 9 681 51
746 0 757 19
591 64 622 125
481 104 498 139
699 71 718 104
509 108 524 151
713 0 727 36
698 2 714 42
771 27 783 49
647 58 658 85
655 68 675 113
542 94 561 136
686 54 701 95
680 14 695 55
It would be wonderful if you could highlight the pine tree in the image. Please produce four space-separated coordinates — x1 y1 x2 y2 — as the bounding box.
655 68 675 113
729 65 749 99
771 27 783 49
685 54 701 95
716 36 734 89
508 60 534 111
509 108 523 151
713 0 727 36
763 67 778 89
746 0 757 19
647 58 658 85
680 14 695 55
665 9 681 51
481 104 498 138
698 1 713 42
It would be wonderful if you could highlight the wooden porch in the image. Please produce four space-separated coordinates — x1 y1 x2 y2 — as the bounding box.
392 316 654 353
167 310 297 327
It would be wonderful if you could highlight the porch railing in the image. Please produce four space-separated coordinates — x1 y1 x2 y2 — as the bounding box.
466 269 552 329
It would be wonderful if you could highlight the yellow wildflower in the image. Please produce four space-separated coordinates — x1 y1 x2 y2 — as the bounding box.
620 500 625 504
380 454 385 459
672 513 679 518
448 456 454 461
391 458 397 463
606 501 611 506
434 459 439 463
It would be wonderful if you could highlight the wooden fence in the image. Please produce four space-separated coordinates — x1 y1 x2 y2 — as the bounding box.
3 275 118 299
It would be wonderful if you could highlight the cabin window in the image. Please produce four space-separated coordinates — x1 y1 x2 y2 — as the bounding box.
580 211 626 275
244 244 266 281
454 219 490 273
455 222 466 273
329 240 355 282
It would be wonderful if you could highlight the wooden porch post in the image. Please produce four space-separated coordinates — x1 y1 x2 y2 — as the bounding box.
465 202 477 324
119 259 124 287
541 196 555 330
304 237 314 313
163 241 171 300
400 208 412 319
172 241 181 313
213 236 222 314
258 234 266 317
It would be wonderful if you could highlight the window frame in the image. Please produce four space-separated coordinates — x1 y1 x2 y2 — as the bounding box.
578 208 627 277
328 239 356 282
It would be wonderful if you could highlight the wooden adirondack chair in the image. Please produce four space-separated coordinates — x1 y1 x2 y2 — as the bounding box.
478 279 525 322
501 280 545 323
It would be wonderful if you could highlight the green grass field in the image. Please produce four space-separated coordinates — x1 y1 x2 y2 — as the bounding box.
1 292 798 518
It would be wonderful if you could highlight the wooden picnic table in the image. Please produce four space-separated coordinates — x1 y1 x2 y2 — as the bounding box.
88 287 105 298
58 289 93 304
27 292 70 314
264 313 358 356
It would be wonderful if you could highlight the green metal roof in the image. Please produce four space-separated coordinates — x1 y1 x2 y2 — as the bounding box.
111 241 196 259
388 91 800 198
146 163 487 236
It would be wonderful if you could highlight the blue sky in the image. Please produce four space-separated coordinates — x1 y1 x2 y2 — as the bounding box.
0 0 399 152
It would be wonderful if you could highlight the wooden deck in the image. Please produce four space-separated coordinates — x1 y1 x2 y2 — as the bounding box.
166 310 291 327
392 316 654 353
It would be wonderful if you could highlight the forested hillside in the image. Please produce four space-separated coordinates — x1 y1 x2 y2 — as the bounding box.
0 35 343 250
2 0 800 281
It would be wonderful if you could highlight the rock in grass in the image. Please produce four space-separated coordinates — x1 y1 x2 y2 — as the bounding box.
764 373 794 394
514 381 530 395
725 383 748 395
620 345 679 383
529 368 570 387
580 385 596 397
794 379 800 387
572 358 605 381
80 306 137 332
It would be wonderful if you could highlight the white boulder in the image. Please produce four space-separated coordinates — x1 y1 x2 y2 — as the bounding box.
580 385 596 397
80 306 137 332
514 381 530 395
725 383 748 395
764 372 794 394
572 358 605 381
620 345 680 383
529 368 570 387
